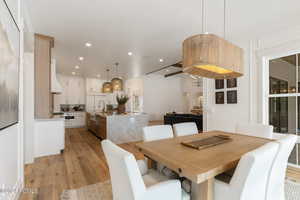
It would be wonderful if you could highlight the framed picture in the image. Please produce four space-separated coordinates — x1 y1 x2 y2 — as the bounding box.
215 92 224 104
215 79 224 89
227 90 237 104
0 0 20 130
227 78 237 88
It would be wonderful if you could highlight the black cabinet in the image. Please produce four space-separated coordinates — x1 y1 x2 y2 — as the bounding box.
164 114 203 132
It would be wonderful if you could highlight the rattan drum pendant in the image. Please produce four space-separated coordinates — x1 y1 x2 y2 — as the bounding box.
182 0 243 79
111 63 123 92
102 69 112 93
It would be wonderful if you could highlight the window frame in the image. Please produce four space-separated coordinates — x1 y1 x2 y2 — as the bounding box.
265 53 300 166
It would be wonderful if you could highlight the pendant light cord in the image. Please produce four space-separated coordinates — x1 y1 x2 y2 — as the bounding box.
106 69 109 81
115 63 119 78
224 0 226 39
202 0 205 33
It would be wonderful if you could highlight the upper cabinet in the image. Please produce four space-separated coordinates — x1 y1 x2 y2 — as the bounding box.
34 34 54 119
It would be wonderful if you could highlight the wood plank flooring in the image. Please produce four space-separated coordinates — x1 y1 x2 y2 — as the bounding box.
20 128 144 200
20 128 300 200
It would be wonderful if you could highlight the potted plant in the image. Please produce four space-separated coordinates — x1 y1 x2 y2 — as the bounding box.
116 94 129 114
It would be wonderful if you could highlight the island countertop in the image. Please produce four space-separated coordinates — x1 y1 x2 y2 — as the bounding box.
94 112 148 118
86 112 149 144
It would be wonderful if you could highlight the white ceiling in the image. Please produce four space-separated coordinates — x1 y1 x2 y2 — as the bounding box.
26 0 300 79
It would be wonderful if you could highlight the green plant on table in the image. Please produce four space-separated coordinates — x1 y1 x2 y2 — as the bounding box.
116 94 129 105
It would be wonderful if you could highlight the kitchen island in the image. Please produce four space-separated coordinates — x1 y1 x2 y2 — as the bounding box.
86 112 149 144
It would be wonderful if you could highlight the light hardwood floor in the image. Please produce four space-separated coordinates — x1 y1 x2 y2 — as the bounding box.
20 128 300 200
20 128 144 200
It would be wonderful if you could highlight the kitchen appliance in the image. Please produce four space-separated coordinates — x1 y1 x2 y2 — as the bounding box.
63 112 86 128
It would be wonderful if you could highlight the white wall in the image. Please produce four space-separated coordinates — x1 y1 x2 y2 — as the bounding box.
204 41 252 132
23 53 34 164
143 75 185 121
0 125 20 198
0 0 25 199
203 26 300 133
256 26 300 126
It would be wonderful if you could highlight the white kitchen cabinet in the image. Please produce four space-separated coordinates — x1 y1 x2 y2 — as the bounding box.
86 78 104 94
34 118 65 158
64 112 86 128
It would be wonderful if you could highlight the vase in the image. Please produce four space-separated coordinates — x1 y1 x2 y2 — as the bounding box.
118 104 126 114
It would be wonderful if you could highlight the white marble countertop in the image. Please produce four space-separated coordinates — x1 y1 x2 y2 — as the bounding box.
94 112 148 118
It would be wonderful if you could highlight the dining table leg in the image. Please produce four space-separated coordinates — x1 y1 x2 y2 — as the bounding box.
191 178 214 200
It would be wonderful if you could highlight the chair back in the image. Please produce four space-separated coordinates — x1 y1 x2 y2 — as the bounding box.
230 142 279 200
235 123 273 139
173 122 198 137
102 140 146 200
143 125 173 142
265 134 297 200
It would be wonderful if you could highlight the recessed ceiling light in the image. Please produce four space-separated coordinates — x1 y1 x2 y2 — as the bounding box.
75 65 80 69
97 74 101 78
79 57 84 61
159 58 164 62
85 42 92 47
128 52 133 56
72 72 76 75
166 69 170 72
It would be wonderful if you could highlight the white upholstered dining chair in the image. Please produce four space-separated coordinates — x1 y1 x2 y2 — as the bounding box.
143 125 174 141
235 122 273 139
102 140 189 200
142 125 177 176
214 142 279 200
265 134 297 200
173 122 199 137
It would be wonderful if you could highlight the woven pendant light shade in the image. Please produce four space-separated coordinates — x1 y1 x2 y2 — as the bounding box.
183 34 243 79
102 82 112 93
102 69 112 93
111 78 123 91
111 62 123 92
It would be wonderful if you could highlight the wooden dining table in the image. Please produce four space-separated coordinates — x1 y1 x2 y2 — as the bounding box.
136 131 272 200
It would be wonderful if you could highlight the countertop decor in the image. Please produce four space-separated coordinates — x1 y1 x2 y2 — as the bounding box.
116 94 129 114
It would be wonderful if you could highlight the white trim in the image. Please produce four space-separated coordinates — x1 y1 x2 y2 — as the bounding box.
296 54 299 165
269 93 300 98
288 163 300 169
248 40 253 122
202 78 209 132
261 56 269 124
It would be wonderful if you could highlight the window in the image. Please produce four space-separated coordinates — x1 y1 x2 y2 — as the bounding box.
269 54 299 165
